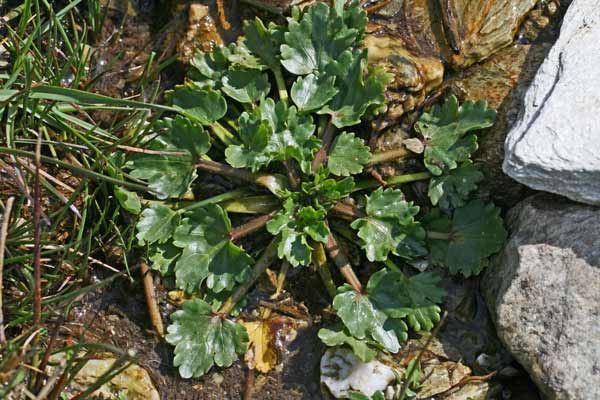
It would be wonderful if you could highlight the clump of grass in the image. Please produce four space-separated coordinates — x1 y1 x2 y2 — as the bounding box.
0 0 168 397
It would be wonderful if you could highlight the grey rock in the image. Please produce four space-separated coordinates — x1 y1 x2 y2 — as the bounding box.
503 0 600 205
482 194 600 399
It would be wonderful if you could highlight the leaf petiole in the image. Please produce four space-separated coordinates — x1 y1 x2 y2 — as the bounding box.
324 223 363 293
179 189 251 213
311 118 335 173
222 195 279 214
219 238 279 315
312 243 337 299
283 159 301 189
228 210 279 241
210 121 239 146
353 172 432 192
426 231 453 241
382 259 408 279
273 66 289 105
367 147 411 166
330 202 366 220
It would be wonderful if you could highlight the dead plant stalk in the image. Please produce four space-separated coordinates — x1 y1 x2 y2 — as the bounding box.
0 197 15 345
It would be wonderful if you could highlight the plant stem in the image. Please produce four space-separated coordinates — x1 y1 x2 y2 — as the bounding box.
311 119 335 173
0 197 15 345
383 259 410 282
219 239 279 315
223 195 279 214
312 243 337 299
195 157 260 182
367 147 411 166
117 145 188 156
283 159 300 189
140 261 164 337
211 121 239 146
383 258 402 273
273 67 289 104
195 159 288 196
324 224 363 293
427 231 452 240
180 189 251 213
271 261 290 299
229 210 278 242
33 135 42 327
353 171 432 192
244 366 255 400
330 202 366 220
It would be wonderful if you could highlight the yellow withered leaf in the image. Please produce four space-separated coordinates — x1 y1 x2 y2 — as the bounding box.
241 317 278 373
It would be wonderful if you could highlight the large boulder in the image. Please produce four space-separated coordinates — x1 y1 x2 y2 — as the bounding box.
482 194 600 399
503 0 600 205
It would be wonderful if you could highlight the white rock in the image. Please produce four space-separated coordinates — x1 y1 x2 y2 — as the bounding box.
320 348 396 398
503 0 600 205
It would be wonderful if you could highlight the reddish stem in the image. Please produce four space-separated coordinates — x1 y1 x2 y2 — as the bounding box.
367 147 411 166
244 367 255 400
330 202 366 220
33 135 42 326
219 239 279 315
229 211 278 242
324 224 363 293
311 119 335 172
141 262 165 336
196 159 257 182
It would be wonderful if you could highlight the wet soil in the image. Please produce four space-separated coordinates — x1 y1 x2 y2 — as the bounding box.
71 265 329 400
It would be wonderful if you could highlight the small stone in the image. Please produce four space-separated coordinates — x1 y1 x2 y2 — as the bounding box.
212 373 224 385
177 3 223 64
403 138 425 154
320 348 396 398
49 354 160 400
444 382 490 400
417 361 471 398
475 353 494 369
498 366 520 378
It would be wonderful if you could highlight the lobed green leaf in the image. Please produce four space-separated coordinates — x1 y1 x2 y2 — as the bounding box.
166 299 249 378
416 96 496 175
428 160 484 209
327 132 371 176
367 269 445 331
172 205 252 293
333 285 400 353
280 2 364 75
126 116 209 199
136 204 179 245
318 327 377 362
426 201 507 276
351 188 421 262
